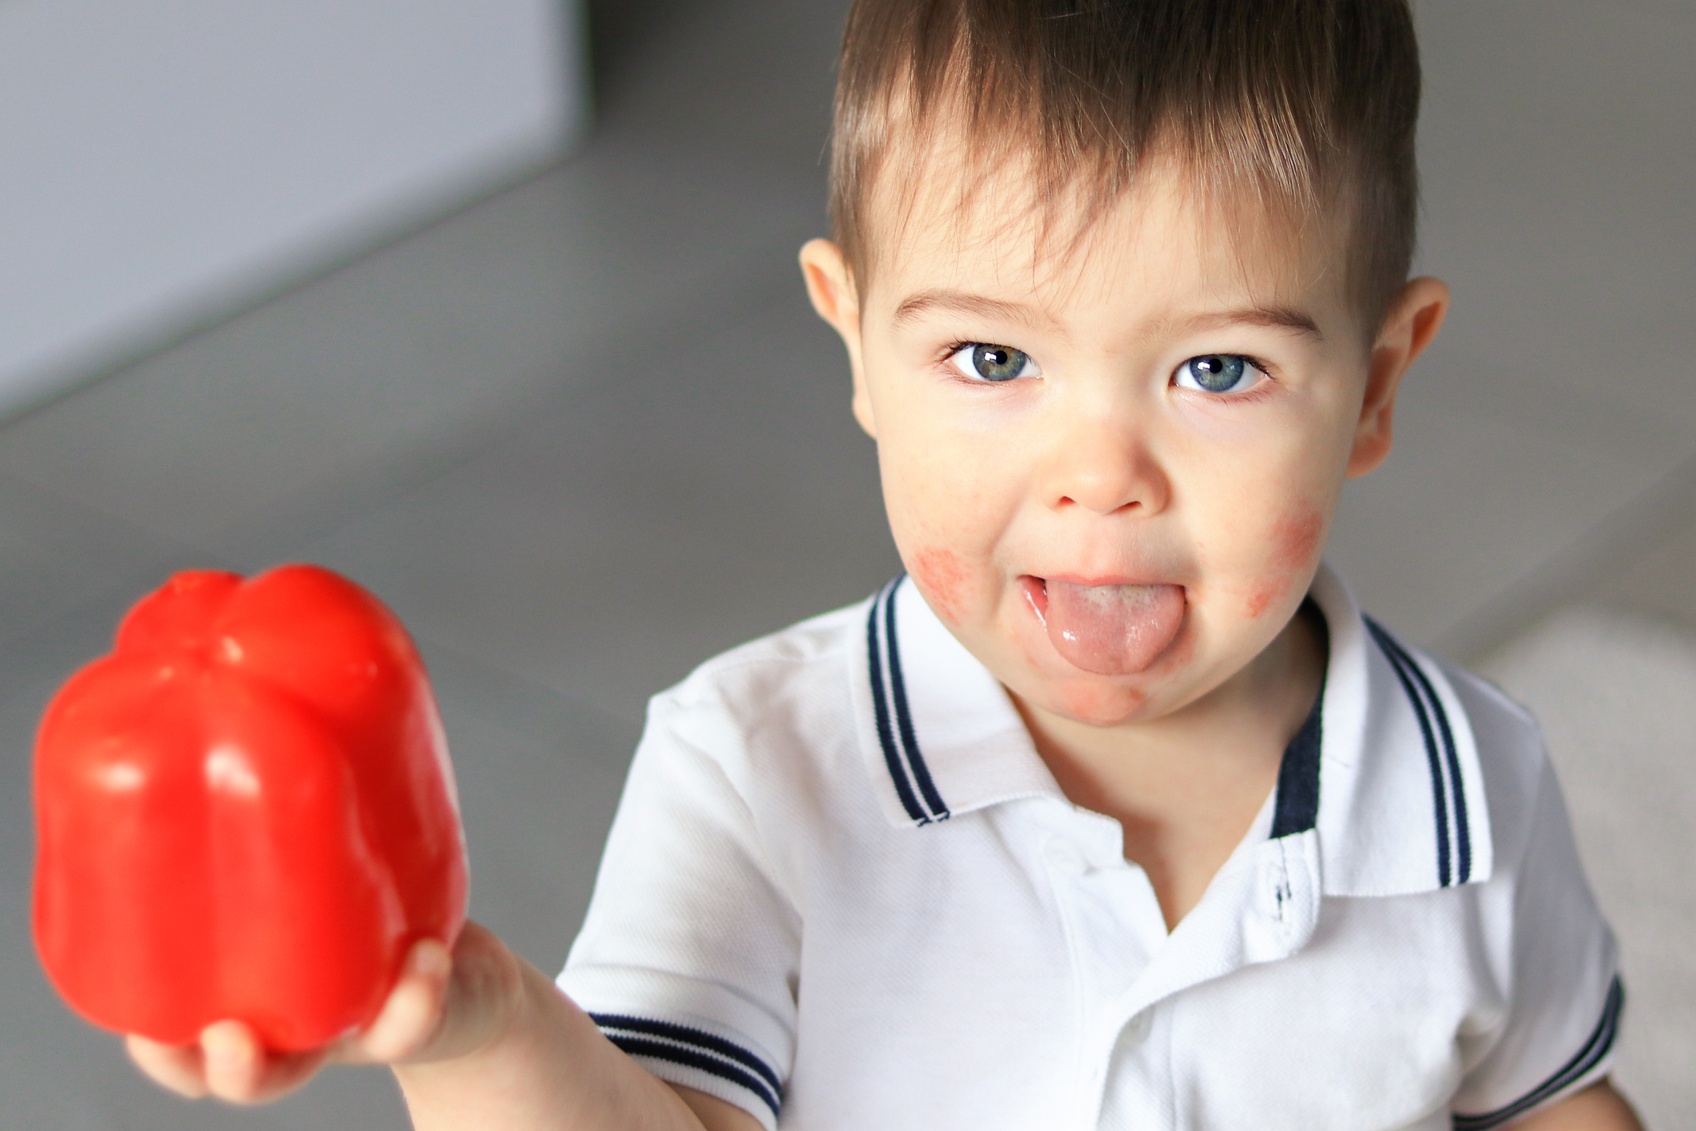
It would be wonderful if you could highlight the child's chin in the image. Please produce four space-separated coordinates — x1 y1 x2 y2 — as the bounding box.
1039 674 1156 727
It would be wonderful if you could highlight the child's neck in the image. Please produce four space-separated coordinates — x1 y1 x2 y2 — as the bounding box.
1015 606 1327 932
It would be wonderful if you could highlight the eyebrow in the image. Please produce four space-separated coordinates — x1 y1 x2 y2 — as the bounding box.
891 290 1324 341
1168 306 1325 340
891 290 1058 331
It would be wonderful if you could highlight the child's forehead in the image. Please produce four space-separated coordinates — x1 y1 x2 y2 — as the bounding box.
861 139 1347 323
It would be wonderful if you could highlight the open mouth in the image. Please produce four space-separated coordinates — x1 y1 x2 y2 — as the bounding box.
1021 575 1186 675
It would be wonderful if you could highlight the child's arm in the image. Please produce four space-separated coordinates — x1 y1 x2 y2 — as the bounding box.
389 925 761 1131
1509 1080 1644 1131
126 921 762 1131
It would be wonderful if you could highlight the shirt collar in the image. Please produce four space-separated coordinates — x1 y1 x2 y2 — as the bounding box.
848 567 1494 897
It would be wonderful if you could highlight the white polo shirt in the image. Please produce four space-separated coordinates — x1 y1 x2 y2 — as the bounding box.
558 567 1620 1130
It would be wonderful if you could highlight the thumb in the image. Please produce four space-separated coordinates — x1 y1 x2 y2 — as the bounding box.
343 936 456 1064
342 921 522 1067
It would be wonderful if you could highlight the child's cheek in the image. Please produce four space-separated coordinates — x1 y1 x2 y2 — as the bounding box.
1244 504 1326 619
907 545 973 624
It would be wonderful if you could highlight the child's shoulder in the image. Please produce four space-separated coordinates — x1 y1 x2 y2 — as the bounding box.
1309 568 1574 892
1366 609 1574 887
655 595 869 716
1429 649 1573 873
633 593 880 806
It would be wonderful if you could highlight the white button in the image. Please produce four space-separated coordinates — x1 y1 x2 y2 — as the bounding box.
1120 1011 1152 1046
1043 838 1088 876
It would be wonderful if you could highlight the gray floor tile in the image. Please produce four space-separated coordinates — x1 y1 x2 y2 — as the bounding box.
421 645 640 970
1589 502 1696 636
0 144 823 561
290 283 898 725
0 471 223 651
0 506 128 646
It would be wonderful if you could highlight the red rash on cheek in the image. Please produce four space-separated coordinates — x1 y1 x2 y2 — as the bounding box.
1246 507 1326 619
1245 587 1277 619
907 546 971 624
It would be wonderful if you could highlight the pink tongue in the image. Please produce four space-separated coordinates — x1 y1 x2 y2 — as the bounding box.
1043 581 1185 675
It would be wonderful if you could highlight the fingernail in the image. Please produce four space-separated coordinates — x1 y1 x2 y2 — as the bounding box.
411 939 451 979
201 1022 248 1069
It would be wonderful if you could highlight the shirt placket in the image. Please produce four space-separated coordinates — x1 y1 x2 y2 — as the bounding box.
1039 810 1323 1131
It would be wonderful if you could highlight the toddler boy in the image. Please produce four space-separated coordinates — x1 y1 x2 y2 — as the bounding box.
129 0 1644 1127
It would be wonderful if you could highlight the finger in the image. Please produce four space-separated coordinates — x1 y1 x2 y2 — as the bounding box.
200 1021 268 1101
412 921 525 1063
199 1020 331 1104
344 938 454 1064
245 1046 332 1102
125 1034 209 1099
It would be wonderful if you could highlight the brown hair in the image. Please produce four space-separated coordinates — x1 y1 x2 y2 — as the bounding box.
830 0 1422 327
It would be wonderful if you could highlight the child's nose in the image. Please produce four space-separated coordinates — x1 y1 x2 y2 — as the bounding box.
1037 410 1170 517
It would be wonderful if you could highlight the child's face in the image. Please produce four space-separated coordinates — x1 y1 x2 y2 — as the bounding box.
804 156 1445 729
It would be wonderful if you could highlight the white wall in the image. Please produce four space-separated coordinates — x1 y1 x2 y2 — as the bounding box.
0 0 585 417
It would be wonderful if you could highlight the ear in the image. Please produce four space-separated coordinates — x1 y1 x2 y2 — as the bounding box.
1346 276 1450 478
799 238 877 439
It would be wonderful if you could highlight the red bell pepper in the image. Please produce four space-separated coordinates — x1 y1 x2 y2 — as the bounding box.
33 565 468 1051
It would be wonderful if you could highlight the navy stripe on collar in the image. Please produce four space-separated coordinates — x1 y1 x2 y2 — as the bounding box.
1270 600 1328 839
591 1013 784 1119
1366 618 1473 887
867 576 950 825
1451 977 1623 1130
1270 690 1324 838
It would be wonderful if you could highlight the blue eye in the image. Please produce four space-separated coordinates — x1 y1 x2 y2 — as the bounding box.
949 343 1040 383
1174 354 1265 394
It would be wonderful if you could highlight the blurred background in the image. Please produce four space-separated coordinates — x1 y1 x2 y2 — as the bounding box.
0 0 1690 1126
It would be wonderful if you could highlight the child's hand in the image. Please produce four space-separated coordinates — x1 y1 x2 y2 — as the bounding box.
124 920 517 1104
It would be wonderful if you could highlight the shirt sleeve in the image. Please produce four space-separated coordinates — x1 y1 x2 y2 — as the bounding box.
1450 756 1623 1128
557 690 802 1130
